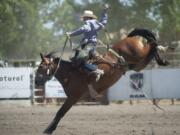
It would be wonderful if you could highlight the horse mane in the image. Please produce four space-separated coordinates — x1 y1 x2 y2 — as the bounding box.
54 58 72 67
45 51 72 67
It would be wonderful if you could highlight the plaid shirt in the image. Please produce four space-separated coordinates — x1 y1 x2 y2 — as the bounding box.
68 9 108 45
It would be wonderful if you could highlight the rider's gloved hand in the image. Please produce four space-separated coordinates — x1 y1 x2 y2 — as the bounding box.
103 3 110 10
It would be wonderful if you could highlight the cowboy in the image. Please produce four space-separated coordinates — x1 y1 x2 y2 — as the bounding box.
66 4 109 81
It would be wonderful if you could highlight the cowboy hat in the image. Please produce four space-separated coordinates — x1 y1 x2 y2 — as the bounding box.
81 10 97 19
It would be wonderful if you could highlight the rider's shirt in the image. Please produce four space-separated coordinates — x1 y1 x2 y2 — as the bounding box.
68 9 108 46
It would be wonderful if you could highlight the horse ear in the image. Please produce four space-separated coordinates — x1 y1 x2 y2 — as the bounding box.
40 53 50 64
40 53 44 60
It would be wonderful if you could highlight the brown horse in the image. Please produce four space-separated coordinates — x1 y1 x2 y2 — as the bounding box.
35 28 168 134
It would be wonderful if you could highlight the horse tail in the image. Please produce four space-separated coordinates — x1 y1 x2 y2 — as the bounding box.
128 28 169 66
127 28 157 43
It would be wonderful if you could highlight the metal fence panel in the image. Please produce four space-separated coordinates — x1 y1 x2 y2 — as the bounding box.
108 69 180 101
152 69 180 99
45 77 67 98
0 68 33 98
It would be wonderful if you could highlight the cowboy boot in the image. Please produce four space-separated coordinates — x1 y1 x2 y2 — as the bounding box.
92 68 104 82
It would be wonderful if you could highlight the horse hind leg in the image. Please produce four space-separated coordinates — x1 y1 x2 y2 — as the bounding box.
133 45 169 71
154 51 169 66
144 43 169 66
157 45 168 53
157 45 176 52
43 97 78 134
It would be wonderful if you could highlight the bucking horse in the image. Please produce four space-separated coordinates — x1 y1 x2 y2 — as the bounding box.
35 28 171 134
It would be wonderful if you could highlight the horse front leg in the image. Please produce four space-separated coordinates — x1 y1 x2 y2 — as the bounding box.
44 97 78 135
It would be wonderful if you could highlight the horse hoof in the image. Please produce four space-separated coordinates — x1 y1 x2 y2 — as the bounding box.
43 129 53 135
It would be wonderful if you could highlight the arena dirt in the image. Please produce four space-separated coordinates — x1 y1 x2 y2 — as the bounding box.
0 101 180 135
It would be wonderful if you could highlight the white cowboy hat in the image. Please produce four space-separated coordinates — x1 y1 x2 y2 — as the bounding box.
81 10 97 19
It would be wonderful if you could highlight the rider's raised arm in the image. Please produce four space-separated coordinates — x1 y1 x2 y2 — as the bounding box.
96 4 109 30
100 9 108 26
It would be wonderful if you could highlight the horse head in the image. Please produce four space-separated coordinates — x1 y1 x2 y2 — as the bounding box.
35 53 59 86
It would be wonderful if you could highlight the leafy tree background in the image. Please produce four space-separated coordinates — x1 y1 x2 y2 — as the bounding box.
0 0 179 60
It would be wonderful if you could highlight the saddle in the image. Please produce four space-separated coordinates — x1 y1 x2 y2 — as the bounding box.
70 46 129 78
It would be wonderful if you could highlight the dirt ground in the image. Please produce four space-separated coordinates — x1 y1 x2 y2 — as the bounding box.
0 101 180 135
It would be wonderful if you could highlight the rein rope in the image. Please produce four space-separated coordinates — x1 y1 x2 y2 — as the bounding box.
52 36 71 76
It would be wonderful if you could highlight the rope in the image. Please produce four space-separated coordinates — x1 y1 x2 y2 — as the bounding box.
104 28 110 50
53 36 69 76
97 39 124 60
108 48 122 59
60 36 69 59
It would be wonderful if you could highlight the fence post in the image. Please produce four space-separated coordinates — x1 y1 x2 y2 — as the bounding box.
30 73 34 105
32 69 45 105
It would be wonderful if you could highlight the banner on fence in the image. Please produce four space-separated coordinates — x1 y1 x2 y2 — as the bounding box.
108 69 180 100
45 77 67 98
0 68 33 98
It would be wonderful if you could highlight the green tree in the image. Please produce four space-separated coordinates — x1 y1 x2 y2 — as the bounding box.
156 0 180 42
1 0 179 60
0 0 55 59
